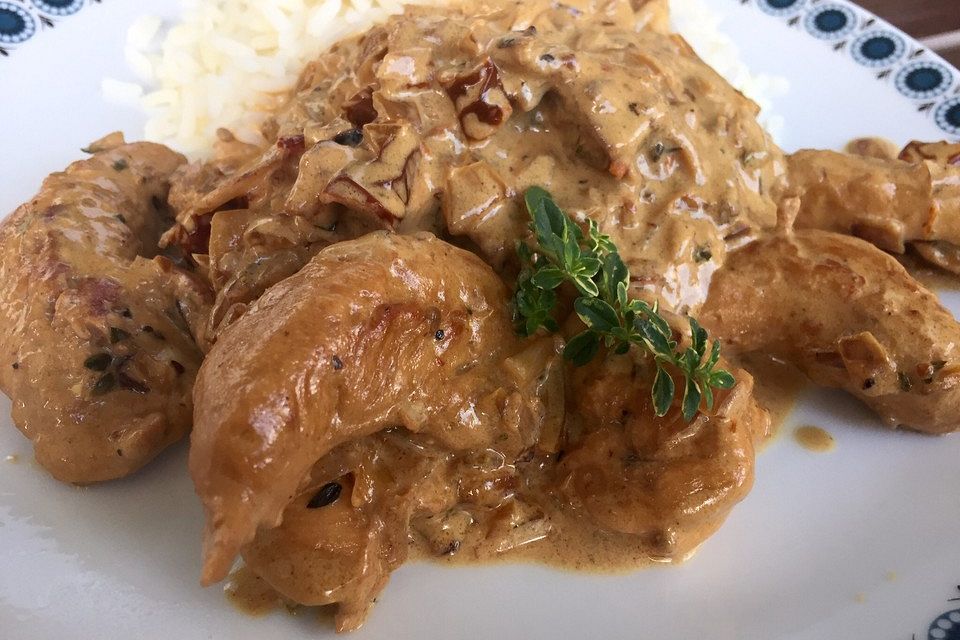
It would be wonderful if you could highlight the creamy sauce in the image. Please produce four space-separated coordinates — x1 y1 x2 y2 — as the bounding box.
225 565 285 617
897 251 960 292
734 353 809 443
411 356 806 572
409 502 715 573
793 426 836 453
228 565 355 625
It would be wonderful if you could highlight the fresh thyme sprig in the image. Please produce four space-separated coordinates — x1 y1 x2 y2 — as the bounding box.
513 186 735 421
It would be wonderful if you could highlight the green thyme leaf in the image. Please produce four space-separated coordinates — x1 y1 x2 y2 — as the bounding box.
652 366 675 417
510 187 735 421
710 370 736 389
689 317 708 357
531 267 566 290
603 252 628 301
564 330 601 366
682 378 702 422
571 273 600 298
574 298 620 333
638 318 672 356
578 255 603 278
616 280 629 309
702 384 715 412
706 339 722 371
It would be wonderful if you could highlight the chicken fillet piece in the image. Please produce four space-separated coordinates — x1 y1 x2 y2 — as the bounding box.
0 135 209 483
702 229 960 434
191 232 550 584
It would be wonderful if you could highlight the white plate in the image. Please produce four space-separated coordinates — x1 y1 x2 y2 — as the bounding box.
2 1 960 639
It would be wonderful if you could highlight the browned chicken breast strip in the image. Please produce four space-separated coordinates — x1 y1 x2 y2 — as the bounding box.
0 135 209 483
242 432 466 631
701 229 960 434
191 232 552 585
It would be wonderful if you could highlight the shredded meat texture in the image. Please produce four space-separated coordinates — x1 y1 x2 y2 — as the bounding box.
0 134 210 483
3 0 960 632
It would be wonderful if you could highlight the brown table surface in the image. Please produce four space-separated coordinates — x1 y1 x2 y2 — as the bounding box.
857 0 960 67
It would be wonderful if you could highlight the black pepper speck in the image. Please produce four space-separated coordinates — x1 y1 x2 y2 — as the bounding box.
307 482 342 509
333 128 364 147
83 353 113 372
91 373 116 396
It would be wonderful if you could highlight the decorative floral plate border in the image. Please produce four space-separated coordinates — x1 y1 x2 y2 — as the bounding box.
0 0 96 57
740 0 960 138
918 585 960 640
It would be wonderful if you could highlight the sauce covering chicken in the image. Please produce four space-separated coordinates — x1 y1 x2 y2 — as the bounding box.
191 231 766 630
0 134 208 483
1 0 959 633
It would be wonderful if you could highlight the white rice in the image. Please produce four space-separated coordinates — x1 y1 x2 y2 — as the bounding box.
107 0 788 157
